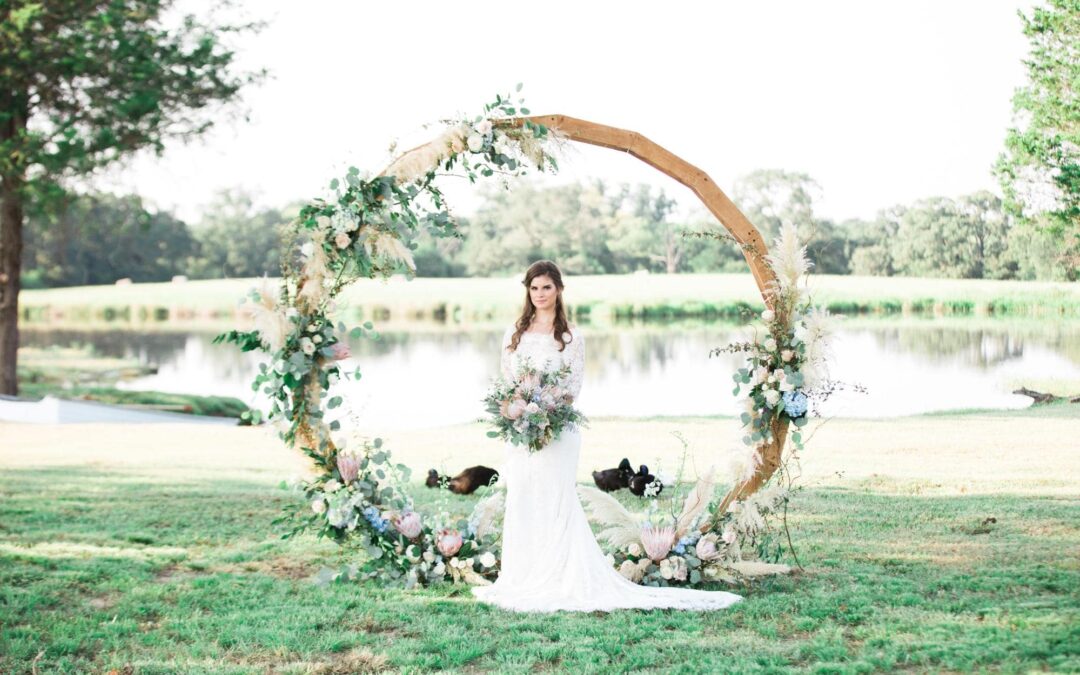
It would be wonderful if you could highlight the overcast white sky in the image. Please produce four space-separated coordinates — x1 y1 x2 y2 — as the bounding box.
100 0 1037 225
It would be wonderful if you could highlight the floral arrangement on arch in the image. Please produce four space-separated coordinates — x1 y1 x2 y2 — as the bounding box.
216 88 565 587
577 223 835 587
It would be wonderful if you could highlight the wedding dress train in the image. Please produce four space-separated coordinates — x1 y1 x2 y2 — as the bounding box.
471 326 743 613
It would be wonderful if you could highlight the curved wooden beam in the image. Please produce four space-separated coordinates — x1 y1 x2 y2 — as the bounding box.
502 114 789 521
506 114 779 297
386 115 788 520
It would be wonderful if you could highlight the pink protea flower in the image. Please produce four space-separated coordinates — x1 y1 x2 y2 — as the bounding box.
437 528 463 557
393 511 422 540
329 341 351 361
336 452 360 483
506 399 527 420
640 524 676 562
520 372 541 392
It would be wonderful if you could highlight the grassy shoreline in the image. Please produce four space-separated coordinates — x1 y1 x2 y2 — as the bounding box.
18 273 1080 326
1 408 1078 672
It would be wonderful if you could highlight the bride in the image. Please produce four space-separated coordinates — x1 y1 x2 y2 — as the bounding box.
471 260 744 613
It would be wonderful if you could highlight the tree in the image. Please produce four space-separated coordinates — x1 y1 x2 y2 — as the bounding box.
22 192 197 286
845 215 896 276
994 0 1079 280
0 1 264 394
460 181 618 276
608 184 690 273
187 190 287 279
890 193 1014 279
730 169 851 273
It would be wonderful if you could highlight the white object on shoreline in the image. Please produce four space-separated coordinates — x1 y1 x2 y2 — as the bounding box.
0 395 238 425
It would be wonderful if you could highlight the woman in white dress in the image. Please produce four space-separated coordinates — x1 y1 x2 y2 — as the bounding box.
471 260 744 613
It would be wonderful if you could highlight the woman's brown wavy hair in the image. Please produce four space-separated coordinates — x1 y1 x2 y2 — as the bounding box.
507 260 573 353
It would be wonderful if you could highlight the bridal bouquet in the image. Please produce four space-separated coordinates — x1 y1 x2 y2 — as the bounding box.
483 359 587 452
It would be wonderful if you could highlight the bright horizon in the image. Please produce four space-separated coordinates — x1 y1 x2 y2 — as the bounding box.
100 0 1037 226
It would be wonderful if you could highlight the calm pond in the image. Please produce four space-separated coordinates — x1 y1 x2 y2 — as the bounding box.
20 319 1080 430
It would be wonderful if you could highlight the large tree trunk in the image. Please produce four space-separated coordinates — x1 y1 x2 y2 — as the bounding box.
0 97 27 396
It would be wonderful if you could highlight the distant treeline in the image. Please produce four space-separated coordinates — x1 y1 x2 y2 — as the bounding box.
20 170 1069 288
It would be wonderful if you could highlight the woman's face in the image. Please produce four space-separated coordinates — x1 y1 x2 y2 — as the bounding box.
529 274 558 312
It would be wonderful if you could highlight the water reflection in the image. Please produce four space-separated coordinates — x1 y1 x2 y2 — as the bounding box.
19 320 1080 430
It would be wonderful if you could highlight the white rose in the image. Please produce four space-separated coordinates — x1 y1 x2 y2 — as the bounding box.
781 349 795 363
763 337 778 352
311 498 326 514
432 561 445 577
764 389 781 407
659 558 674 580
422 550 435 563
762 309 776 322
627 542 643 557
619 559 645 583
467 133 484 153
300 337 316 355
479 552 497 568
494 138 514 157
328 373 339 386
313 334 322 344
475 119 492 135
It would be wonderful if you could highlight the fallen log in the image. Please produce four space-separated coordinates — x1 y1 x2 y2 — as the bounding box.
1012 387 1080 404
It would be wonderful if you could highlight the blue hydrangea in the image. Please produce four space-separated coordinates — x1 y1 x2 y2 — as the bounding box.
673 535 696 556
782 390 809 418
362 505 390 533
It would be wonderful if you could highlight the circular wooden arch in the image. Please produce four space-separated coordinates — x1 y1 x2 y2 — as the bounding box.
311 114 790 526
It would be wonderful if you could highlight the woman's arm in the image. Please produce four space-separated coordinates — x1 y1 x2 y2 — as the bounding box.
565 328 585 400
500 326 514 380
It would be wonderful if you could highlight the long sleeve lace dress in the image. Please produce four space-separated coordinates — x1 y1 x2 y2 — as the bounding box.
470 325 743 613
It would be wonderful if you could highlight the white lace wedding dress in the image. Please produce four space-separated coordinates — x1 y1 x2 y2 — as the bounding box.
471 325 744 613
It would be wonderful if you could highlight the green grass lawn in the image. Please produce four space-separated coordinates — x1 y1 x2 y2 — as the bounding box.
2 419 1078 673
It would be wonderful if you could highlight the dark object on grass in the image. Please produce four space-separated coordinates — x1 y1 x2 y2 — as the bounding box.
426 466 499 494
629 464 661 497
592 458 634 492
1013 387 1080 404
